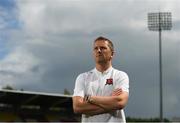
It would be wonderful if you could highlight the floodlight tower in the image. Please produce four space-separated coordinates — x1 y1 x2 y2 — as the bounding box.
148 12 172 121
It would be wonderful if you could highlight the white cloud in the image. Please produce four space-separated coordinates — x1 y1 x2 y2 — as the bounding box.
16 0 46 36
0 47 38 73
0 46 43 88
16 0 149 35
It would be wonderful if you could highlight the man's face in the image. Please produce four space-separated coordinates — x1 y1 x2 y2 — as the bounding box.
93 40 113 64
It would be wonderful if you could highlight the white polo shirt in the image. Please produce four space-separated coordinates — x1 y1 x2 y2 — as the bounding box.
73 67 129 123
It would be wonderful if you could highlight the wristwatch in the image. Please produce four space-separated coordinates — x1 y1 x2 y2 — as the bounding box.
88 96 94 104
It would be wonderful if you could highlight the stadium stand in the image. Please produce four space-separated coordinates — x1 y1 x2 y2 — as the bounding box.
0 89 80 122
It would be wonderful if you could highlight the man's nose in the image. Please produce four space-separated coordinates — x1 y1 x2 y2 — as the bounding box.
97 48 101 53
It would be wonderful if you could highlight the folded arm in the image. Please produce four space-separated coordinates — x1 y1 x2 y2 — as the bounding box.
73 88 129 115
73 96 107 116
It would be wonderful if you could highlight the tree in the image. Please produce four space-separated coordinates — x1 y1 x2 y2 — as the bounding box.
63 88 71 95
2 85 14 90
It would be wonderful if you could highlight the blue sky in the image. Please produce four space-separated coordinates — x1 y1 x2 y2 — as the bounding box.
0 0 20 59
0 0 19 28
0 0 180 119
0 0 15 10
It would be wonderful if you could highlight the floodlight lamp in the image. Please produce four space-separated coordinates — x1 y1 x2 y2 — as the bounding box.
148 12 172 31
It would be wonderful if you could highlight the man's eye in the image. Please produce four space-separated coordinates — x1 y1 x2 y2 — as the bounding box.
94 47 98 50
101 47 106 50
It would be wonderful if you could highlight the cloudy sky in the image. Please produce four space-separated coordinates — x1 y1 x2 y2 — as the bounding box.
0 0 180 119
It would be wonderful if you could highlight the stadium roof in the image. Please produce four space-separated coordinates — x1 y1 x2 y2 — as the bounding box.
0 89 73 110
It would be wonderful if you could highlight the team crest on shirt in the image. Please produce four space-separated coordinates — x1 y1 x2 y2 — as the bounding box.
105 78 113 85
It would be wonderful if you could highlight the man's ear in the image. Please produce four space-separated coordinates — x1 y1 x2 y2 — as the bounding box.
111 51 115 56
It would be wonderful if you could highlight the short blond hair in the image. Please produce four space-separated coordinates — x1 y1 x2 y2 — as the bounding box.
94 36 114 52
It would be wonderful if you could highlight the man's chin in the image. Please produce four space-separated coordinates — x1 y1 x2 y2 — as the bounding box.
97 60 106 64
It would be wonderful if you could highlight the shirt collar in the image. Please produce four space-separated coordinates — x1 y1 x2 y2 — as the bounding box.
94 66 113 75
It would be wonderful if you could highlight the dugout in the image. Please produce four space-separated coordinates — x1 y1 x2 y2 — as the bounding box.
0 89 80 122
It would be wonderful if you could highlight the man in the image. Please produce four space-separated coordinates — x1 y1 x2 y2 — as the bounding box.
73 36 129 122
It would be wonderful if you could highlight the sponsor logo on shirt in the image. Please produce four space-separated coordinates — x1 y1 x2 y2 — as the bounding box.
105 78 113 85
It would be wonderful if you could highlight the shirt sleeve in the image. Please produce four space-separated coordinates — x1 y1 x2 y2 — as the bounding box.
73 73 85 97
115 71 129 93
